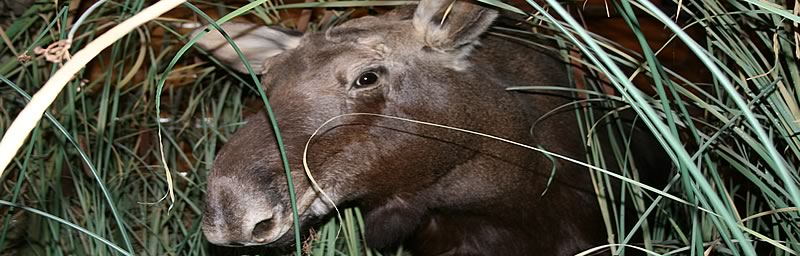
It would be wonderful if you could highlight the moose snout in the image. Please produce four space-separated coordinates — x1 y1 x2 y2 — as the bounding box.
202 176 288 247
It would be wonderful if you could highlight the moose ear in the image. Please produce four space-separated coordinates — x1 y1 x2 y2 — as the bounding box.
192 23 302 74
412 0 498 52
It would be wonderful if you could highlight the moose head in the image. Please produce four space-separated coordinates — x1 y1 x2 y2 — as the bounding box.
195 0 626 254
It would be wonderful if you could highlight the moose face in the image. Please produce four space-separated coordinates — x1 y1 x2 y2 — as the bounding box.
198 1 505 247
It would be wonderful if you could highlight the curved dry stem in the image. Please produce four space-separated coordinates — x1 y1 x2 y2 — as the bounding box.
0 0 187 186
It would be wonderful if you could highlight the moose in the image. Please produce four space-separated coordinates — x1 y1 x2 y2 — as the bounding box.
195 0 667 255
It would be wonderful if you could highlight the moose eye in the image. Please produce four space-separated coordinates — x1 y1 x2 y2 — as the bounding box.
354 72 380 88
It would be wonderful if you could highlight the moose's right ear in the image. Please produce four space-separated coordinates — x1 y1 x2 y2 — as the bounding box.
412 0 497 52
192 23 302 74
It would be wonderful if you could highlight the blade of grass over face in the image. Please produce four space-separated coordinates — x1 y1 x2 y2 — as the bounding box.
304 113 710 213
166 2 308 254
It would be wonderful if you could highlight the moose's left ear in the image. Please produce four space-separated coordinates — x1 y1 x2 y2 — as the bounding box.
412 0 498 52
192 23 302 74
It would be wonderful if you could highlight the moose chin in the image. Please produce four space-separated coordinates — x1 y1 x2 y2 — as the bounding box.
193 0 669 255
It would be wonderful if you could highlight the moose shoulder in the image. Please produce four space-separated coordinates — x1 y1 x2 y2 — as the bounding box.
195 1 665 255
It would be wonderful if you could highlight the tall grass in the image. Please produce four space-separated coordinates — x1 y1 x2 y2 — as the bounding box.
518 0 800 255
0 0 798 255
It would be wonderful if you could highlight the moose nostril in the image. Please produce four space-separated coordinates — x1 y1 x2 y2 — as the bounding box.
252 218 274 241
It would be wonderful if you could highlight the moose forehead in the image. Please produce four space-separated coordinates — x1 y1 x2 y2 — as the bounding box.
261 19 413 79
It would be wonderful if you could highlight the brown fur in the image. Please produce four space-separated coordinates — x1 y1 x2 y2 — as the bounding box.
195 1 665 255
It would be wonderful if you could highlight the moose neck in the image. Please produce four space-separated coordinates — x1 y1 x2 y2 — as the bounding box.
352 34 604 255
